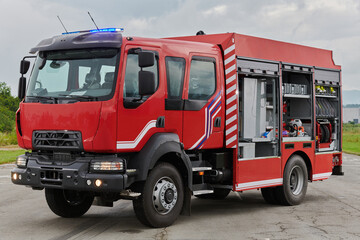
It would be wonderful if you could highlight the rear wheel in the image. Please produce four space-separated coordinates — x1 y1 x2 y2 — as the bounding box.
132 163 184 228
276 155 308 205
195 188 231 200
45 189 94 218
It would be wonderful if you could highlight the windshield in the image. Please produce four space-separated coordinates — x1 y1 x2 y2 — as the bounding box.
25 48 120 103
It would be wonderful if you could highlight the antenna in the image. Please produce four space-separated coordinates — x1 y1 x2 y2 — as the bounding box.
57 15 68 33
87 12 99 30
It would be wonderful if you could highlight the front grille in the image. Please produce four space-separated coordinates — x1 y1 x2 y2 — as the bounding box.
33 130 83 151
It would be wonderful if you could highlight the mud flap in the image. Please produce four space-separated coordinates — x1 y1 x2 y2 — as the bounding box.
332 165 344 176
181 186 192 216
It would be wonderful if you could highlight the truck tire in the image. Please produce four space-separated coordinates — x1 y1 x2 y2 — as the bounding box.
132 162 184 228
45 188 94 218
195 188 231 200
276 155 308 206
261 187 279 204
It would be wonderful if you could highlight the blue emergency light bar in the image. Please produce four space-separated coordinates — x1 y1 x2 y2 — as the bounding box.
62 28 124 35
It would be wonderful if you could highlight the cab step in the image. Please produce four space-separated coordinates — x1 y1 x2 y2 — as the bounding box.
191 160 212 172
192 183 214 195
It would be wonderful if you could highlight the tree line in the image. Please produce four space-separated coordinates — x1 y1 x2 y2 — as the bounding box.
0 82 20 132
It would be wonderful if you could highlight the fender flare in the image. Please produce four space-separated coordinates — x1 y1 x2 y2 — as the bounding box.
127 133 193 189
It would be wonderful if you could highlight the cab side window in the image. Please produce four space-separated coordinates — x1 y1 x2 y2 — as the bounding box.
123 53 158 99
188 58 216 100
165 57 185 99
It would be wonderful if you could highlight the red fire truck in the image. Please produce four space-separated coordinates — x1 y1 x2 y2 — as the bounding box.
12 28 343 227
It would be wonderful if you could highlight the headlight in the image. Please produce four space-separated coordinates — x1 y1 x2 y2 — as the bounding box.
90 160 124 173
16 155 27 168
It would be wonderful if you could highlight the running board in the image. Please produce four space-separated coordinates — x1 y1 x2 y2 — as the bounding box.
191 160 213 172
192 183 214 195
119 190 141 200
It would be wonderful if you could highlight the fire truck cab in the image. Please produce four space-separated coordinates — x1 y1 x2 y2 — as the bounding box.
12 29 343 227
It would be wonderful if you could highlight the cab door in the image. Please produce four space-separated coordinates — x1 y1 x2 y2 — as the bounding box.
182 55 224 150
164 57 187 141
116 46 165 152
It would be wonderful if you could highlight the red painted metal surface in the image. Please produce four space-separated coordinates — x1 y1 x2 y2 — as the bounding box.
169 33 341 70
18 101 104 151
235 157 282 191
313 153 334 181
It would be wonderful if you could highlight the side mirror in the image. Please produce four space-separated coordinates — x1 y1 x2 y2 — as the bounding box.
138 52 155 68
20 60 30 74
138 71 156 96
18 77 26 99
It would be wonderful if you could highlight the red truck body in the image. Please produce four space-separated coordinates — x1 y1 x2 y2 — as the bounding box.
12 29 343 227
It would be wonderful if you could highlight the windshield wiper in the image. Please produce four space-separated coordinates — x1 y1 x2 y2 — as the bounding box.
27 95 58 103
59 95 98 101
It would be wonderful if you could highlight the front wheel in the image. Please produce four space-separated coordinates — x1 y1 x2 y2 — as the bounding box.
45 189 94 218
132 163 184 228
276 155 308 206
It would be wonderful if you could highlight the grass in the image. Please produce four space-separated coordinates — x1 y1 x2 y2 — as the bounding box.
342 123 360 155
0 149 26 164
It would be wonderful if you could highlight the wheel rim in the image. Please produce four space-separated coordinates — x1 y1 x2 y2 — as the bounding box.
289 166 304 195
152 177 178 215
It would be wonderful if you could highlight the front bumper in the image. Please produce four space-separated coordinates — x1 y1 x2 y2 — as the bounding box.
11 155 131 192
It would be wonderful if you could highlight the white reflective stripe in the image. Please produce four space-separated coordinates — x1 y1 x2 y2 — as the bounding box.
226 104 237 115
226 135 237 145
209 95 221 113
226 84 236 95
226 74 236 85
226 115 236 125
116 120 156 149
225 64 236 75
236 178 283 191
226 95 236 105
224 44 235 55
226 125 237 135
224 54 235 65
313 172 332 180
238 156 281 162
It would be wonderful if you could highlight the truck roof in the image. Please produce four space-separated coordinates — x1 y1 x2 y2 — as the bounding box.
168 33 341 70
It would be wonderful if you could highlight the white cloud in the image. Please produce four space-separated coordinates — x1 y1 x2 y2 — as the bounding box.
202 5 228 17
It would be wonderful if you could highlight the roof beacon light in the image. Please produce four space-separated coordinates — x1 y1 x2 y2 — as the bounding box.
90 28 124 33
62 28 124 35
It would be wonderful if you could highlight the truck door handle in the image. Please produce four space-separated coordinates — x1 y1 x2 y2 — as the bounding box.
214 117 221 127
156 116 165 128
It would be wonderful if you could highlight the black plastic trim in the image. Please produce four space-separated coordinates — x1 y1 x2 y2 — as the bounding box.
127 133 193 189
32 130 83 151
30 32 123 54
156 116 165 128
285 144 294 149
303 143 312 148
165 99 184 110
183 99 207 111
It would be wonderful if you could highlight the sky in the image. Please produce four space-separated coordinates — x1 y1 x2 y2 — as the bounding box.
1 0 359 96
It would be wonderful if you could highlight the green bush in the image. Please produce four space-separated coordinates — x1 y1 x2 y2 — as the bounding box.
0 82 20 133
0 129 18 146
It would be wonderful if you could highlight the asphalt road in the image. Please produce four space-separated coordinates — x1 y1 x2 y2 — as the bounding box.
0 153 359 240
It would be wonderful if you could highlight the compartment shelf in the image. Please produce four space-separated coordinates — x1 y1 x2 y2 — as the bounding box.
315 95 337 98
283 136 312 142
283 94 310 99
